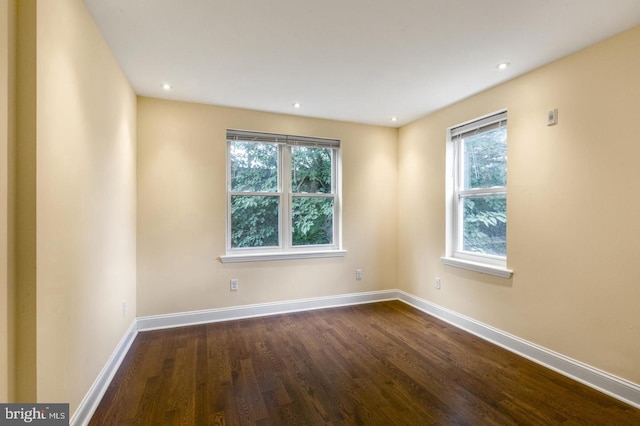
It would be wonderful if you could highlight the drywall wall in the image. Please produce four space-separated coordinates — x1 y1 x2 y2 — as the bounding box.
34 0 137 414
398 25 640 385
137 98 398 316
0 0 16 403
15 0 37 402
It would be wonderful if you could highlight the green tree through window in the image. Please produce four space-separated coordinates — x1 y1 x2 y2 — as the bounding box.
460 127 507 256
230 141 279 248
291 146 334 245
227 131 340 252
450 112 507 262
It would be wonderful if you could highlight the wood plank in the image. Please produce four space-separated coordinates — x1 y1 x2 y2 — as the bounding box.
90 301 640 425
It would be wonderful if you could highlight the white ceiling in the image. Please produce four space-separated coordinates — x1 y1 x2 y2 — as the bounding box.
83 0 640 127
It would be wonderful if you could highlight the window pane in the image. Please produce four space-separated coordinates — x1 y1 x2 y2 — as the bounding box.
230 141 278 192
462 194 506 256
292 197 333 246
462 126 506 190
231 195 279 248
291 146 333 194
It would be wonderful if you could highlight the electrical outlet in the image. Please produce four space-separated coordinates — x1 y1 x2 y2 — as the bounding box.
356 269 363 280
547 108 558 126
434 277 441 289
230 279 239 291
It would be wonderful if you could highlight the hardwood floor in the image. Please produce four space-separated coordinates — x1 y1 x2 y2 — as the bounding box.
90 301 640 425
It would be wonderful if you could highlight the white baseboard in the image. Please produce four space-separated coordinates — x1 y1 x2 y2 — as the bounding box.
77 289 640 424
396 290 640 409
136 290 397 331
70 320 138 426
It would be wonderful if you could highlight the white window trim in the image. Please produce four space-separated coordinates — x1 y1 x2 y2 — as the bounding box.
442 111 513 278
440 256 512 279
220 249 347 263
222 130 343 262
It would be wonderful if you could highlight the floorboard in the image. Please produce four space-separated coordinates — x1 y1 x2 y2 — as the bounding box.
90 301 640 425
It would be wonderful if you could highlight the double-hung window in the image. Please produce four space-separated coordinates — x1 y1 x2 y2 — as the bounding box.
443 111 512 277
222 130 343 262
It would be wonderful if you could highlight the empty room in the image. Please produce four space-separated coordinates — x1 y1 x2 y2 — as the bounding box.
1 0 640 424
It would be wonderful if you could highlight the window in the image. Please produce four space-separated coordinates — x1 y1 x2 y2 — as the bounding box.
221 130 344 262
442 111 512 277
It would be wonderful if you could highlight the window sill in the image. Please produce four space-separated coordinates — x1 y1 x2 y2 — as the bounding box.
220 249 347 263
441 256 513 278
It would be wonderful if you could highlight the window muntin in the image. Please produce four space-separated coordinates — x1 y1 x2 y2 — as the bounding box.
451 112 507 265
227 130 340 254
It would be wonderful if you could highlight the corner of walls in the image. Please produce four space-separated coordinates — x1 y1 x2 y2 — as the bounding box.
0 0 140 416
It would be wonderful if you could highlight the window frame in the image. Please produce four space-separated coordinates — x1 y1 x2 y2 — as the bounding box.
221 130 345 263
442 111 513 278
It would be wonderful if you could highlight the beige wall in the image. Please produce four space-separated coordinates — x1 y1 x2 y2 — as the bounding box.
15 0 37 402
0 0 17 403
398 25 640 385
7 0 138 414
35 0 137 412
137 98 398 316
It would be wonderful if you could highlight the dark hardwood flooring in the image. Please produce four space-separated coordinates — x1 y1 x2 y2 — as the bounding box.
90 301 640 425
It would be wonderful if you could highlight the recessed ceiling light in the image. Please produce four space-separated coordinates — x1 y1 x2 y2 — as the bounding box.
496 61 511 71
162 83 172 90
293 102 301 108
391 117 398 122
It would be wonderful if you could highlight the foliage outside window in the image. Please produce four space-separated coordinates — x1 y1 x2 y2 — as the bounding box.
226 130 340 257
449 112 507 268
